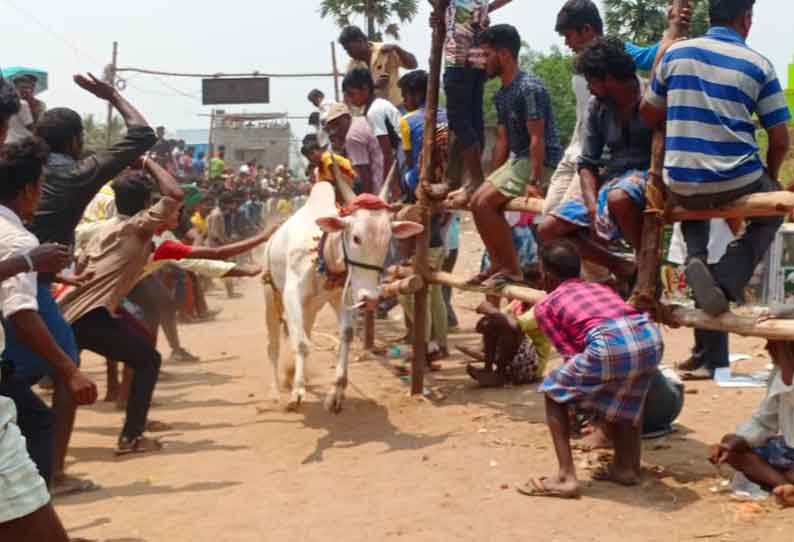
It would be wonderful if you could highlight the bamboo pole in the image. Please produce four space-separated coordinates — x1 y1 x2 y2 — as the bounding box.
380 275 425 299
632 0 691 313
411 0 450 396
445 192 794 221
668 191 794 221
661 305 794 341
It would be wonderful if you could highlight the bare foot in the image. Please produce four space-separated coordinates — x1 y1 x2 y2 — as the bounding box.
591 464 641 486
773 484 794 507
516 475 581 499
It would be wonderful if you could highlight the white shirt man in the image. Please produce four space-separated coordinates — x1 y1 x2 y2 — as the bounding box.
0 204 50 524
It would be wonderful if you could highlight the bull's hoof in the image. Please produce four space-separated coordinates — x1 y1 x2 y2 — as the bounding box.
286 389 305 412
324 393 344 414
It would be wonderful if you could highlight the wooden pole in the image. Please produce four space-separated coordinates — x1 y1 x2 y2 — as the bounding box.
661 305 794 341
380 275 425 298
445 192 794 222
105 41 118 147
331 42 341 102
631 0 690 313
411 0 450 396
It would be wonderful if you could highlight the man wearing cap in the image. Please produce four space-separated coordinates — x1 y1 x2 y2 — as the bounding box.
324 102 384 195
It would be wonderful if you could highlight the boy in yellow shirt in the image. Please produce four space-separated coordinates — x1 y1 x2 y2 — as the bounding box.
301 141 356 186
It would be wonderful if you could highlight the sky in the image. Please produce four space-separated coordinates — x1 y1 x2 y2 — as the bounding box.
3 0 793 142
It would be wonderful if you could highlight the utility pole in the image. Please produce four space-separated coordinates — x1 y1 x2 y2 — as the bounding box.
331 42 340 102
105 41 118 147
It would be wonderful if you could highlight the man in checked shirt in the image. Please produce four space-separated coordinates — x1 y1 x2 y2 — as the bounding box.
517 240 664 499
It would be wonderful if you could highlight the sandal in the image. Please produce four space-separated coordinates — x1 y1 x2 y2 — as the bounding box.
116 435 163 456
465 270 495 286
482 273 525 289
516 477 580 499
51 476 100 498
145 420 173 432
590 464 640 486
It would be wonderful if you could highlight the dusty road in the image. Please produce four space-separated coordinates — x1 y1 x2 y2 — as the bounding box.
56 217 794 542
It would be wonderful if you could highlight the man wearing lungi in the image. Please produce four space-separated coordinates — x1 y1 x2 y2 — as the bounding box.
518 240 664 499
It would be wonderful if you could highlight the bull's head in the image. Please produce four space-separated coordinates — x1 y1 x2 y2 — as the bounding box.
316 167 423 311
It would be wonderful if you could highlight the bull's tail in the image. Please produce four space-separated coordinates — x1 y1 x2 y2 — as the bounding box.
263 266 284 400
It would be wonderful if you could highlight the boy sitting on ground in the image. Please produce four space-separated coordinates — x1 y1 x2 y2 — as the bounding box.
465 299 551 388
709 308 794 507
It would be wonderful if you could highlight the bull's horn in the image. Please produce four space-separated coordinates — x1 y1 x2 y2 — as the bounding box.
329 154 356 205
379 163 398 203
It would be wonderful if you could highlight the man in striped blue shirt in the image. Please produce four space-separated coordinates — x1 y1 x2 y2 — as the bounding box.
641 0 791 316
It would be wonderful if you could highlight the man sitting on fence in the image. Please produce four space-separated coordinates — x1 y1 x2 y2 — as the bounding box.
464 24 562 288
539 37 652 287
640 0 790 316
518 240 663 499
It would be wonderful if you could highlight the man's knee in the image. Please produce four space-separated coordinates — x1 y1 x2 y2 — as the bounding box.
607 189 634 214
537 218 565 243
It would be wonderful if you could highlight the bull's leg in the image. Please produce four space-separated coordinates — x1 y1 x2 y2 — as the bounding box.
264 283 283 403
283 284 311 411
325 298 353 414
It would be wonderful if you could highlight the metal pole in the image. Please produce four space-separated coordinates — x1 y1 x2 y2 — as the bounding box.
331 42 341 102
411 0 450 396
105 41 118 147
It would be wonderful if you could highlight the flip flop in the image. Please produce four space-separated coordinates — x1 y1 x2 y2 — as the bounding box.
679 366 713 381
145 420 173 432
516 477 580 499
482 273 525 289
51 477 100 498
116 435 163 456
465 270 494 286
685 259 729 316
590 465 640 487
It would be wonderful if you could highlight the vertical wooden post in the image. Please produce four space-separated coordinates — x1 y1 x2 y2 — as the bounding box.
631 0 690 313
331 42 341 102
411 0 450 396
105 41 118 147
364 311 375 350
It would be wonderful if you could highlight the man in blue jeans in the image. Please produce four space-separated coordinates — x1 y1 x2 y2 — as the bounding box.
437 0 512 208
641 0 791 316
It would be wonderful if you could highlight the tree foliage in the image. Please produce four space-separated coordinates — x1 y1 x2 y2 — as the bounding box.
82 114 124 153
483 46 578 149
604 0 709 43
319 0 419 40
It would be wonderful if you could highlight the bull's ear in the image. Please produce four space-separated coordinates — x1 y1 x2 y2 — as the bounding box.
391 221 424 239
316 216 347 233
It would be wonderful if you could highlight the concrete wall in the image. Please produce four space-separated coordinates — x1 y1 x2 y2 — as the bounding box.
213 124 292 170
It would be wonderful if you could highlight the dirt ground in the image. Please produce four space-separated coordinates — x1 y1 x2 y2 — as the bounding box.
56 216 794 542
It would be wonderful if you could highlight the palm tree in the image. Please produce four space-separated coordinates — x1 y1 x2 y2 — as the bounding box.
319 0 419 41
82 113 125 153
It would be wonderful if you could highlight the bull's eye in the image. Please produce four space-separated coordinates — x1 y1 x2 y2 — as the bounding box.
353 235 362 245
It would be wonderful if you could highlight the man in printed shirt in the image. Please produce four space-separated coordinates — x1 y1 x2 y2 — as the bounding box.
464 24 562 288
518 241 663 499
340 25 418 108
57 158 183 455
641 0 790 316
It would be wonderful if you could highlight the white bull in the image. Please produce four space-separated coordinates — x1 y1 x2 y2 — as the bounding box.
262 179 423 412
